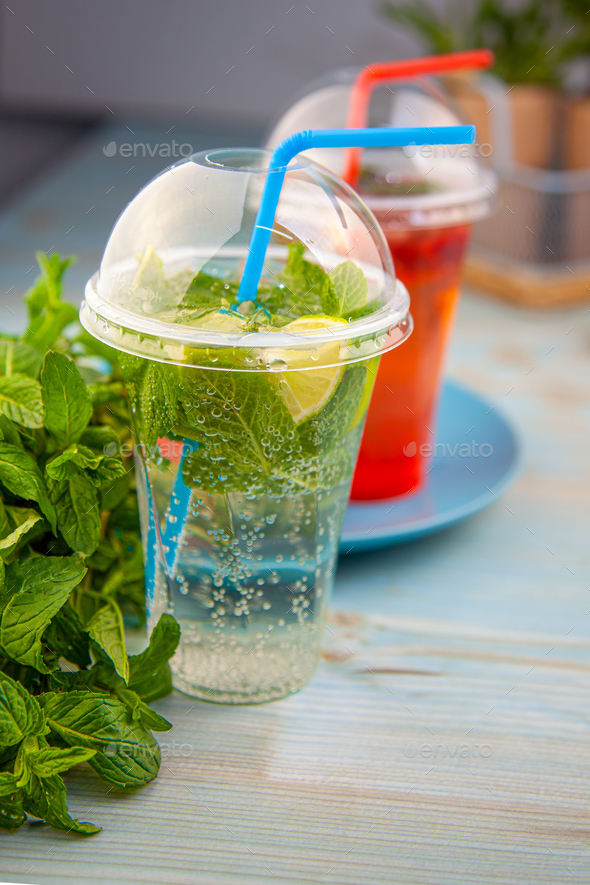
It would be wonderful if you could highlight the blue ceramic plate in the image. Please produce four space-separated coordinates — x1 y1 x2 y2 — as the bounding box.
339 379 521 554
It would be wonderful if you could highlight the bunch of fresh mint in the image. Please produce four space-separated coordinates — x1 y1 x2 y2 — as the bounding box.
0 253 179 835
177 242 372 328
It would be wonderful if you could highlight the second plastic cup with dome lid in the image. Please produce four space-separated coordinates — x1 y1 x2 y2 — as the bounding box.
267 51 498 500
80 126 471 704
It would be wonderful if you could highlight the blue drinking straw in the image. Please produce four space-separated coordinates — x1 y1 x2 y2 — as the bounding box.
236 125 475 302
152 124 476 591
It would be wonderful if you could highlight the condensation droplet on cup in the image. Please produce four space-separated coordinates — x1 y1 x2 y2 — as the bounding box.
266 358 287 372
310 349 319 361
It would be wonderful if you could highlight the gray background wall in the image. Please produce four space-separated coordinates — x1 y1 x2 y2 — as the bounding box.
0 0 431 128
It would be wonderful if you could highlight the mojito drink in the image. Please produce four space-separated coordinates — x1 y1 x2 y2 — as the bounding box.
126 331 375 702
80 148 410 702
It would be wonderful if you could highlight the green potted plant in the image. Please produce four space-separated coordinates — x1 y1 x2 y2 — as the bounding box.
380 0 567 168
559 0 590 168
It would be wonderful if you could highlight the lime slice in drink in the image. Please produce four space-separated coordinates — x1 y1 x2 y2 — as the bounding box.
348 355 380 431
268 315 348 423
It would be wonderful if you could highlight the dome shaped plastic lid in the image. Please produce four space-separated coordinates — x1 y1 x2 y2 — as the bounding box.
80 147 412 371
266 56 498 228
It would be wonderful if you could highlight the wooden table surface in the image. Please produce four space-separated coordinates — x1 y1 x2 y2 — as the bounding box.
1 127 589 885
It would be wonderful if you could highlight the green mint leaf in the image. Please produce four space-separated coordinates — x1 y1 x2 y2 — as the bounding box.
128 613 180 692
300 363 369 449
87 603 129 683
0 771 19 797
0 498 8 537
41 691 161 788
23 772 100 834
88 381 126 409
120 355 178 448
46 444 125 494
0 672 47 746
94 455 126 486
42 602 91 669
30 745 97 778
177 369 297 495
0 415 22 448
41 691 140 749
46 444 103 480
15 734 39 787
98 472 130 513
327 261 368 316
0 510 44 559
259 243 328 319
40 351 93 448
127 662 172 704
79 425 119 453
0 339 43 378
0 374 43 429
116 688 173 732
179 271 236 313
85 537 119 573
48 668 95 693
88 720 160 788
47 473 100 555
1 555 86 672
320 275 339 316
0 442 56 532
24 253 78 352
0 791 26 830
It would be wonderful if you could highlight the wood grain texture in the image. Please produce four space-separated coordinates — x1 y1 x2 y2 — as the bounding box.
1 131 590 884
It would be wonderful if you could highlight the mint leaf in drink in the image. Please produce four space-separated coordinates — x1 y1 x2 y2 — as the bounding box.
0 339 43 378
300 363 368 451
258 242 328 319
0 443 56 531
177 368 298 495
0 672 47 746
87 603 129 683
23 773 101 834
180 270 238 315
1 555 86 672
326 260 368 317
47 472 100 555
0 375 43 429
119 354 178 447
41 351 93 448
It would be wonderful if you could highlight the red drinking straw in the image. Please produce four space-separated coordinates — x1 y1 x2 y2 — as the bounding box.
342 48 495 188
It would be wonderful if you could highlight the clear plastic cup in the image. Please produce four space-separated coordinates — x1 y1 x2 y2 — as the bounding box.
267 69 497 499
80 148 411 703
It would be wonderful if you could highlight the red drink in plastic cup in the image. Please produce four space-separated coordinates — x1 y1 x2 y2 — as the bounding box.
351 221 471 500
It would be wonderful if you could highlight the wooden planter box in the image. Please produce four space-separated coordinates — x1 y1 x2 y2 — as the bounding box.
444 74 590 308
